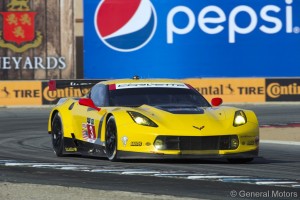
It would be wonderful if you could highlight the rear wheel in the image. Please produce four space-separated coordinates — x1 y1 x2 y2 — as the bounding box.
105 116 118 161
51 113 64 157
227 158 254 164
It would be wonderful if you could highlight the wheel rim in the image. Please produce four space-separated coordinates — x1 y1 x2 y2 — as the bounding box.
106 119 117 159
52 117 62 149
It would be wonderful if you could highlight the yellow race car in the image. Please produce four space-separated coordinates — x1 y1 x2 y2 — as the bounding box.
48 78 259 163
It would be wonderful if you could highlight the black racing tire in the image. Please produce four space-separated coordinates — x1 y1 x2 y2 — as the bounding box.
105 115 118 161
51 113 64 157
227 158 254 164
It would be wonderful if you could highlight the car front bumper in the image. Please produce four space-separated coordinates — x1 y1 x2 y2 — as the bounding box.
117 149 259 160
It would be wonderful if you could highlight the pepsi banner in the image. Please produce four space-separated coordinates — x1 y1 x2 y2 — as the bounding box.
84 0 300 79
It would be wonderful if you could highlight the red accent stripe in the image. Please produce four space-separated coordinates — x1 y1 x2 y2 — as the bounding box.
109 84 116 90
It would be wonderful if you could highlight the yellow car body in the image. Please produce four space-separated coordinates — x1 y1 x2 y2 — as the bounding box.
48 78 259 163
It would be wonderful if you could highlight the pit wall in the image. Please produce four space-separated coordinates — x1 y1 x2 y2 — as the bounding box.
0 78 299 106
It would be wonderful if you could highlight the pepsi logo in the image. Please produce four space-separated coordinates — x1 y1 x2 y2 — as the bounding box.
94 0 157 52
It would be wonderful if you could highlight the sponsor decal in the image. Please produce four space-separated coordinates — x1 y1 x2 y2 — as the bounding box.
121 136 128 147
82 117 96 142
130 141 142 146
0 81 41 105
65 147 78 152
82 124 88 140
115 83 189 90
87 118 96 139
94 0 157 52
145 142 151 146
266 79 300 101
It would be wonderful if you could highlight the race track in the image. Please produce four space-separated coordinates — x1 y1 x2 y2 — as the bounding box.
0 105 299 199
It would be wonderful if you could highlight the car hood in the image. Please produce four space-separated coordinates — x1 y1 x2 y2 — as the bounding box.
131 104 233 131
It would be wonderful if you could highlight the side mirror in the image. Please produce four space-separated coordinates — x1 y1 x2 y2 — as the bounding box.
211 97 223 107
78 98 101 111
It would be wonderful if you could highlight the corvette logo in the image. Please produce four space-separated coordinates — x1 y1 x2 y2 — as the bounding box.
193 125 205 131
0 0 42 53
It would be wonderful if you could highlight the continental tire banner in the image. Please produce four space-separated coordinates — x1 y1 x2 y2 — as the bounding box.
0 81 41 105
2 79 300 106
41 80 101 104
266 79 300 101
184 78 265 103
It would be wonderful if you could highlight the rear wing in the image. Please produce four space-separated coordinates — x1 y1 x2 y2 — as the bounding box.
48 79 105 91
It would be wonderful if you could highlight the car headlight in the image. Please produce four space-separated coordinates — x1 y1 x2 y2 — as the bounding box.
233 110 247 127
231 136 239 149
154 138 164 150
127 111 158 127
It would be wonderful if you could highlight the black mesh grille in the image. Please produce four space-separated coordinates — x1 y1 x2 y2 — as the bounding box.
155 135 238 150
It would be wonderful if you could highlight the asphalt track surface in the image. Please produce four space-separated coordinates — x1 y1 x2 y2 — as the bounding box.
0 105 300 200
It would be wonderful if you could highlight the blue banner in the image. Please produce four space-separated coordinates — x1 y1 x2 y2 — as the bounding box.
84 0 300 79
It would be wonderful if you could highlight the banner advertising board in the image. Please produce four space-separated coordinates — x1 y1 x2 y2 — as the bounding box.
41 80 101 105
266 78 300 101
0 0 75 80
84 0 300 79
184 78 265 103
1 78 300 106
0 81 42 105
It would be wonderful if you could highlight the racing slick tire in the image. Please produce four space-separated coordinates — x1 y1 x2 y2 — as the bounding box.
227 158 254 164
105 115 118 161
51 113 64 157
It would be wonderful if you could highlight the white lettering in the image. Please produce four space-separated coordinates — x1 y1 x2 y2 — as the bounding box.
286 0 293 33
58 57 67 69
229 6 258 43
12 57 22 70
0 57 67 70
166 1 296 43
2 57 11 69
167 6 195 44
260 6 282 34
198 6 226 34
47 57 58 69
34 57 45 69
23 57 33 69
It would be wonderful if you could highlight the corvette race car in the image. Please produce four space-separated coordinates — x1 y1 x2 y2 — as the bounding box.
48 78 259 163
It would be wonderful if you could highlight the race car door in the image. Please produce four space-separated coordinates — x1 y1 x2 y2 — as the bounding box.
78 84 108 147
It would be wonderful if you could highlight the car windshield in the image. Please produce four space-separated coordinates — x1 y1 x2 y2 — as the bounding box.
109 88 210 107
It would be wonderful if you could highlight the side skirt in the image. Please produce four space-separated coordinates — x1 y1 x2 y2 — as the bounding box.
63 137 106 157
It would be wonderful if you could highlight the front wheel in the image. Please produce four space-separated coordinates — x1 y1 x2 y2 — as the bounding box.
105 116 118 161
51 113 64 157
